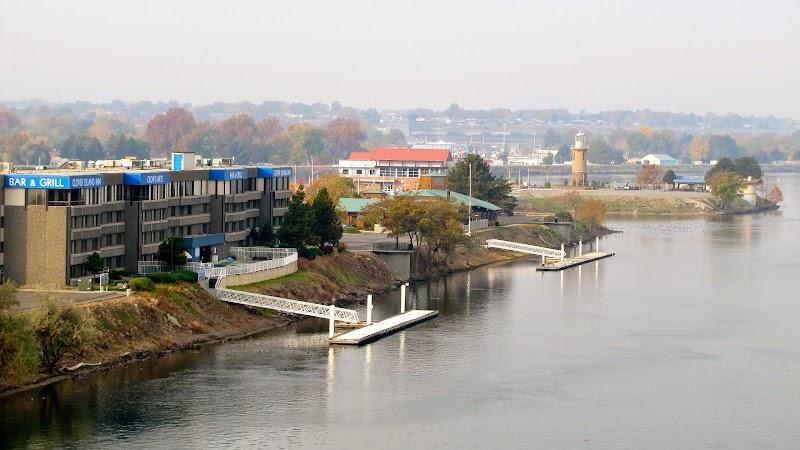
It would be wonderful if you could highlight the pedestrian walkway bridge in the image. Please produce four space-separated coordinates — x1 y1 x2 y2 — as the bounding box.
215 287 360 323
485 239 566 259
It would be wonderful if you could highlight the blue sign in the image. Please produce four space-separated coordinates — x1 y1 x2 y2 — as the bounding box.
257 167 292 178
123 171 170 185
172 153 184 171
4 174 104 190
209 168 249 181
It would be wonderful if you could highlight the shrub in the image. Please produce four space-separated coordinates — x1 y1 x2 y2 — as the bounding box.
343 225 360 234
146 272 173 283
130 277 155 291
172 270 198 282
299 246 323 260
544 181 552 189
0 312 39 385
35 302 95 373
337 241 348 253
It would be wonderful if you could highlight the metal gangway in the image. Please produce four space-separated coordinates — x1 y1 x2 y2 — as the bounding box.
215 287 360 323
485 239 565 260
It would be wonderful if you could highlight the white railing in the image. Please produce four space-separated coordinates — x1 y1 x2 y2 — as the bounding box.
216 288 359 323
138 261 167 274
230 247 296 261
199 249 298 280
138 248 298 279
137 261 213 274
486 239 565 259
464 219 489 232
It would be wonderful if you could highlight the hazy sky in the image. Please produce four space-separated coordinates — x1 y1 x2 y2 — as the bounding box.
2 0 798 118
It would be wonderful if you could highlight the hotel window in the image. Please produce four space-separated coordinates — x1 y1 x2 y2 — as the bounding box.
341 169 349 175
356 169 363 175
368 170 376 175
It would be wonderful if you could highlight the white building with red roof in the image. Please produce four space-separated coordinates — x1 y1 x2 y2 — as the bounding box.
337 147 452 192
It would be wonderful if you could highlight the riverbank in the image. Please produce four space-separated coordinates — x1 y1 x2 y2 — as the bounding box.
515 188 778 215
0 252 398 396
1 223 603 396
407 223 612 280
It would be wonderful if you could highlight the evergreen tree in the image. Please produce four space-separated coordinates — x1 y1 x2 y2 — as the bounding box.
157 236 187 270
447 154 517 214
85 252 105 274
253 222 276 246
277 185 312 250
311 188 343 250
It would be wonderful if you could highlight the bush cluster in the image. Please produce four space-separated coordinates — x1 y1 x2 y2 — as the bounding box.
129 277 156 291
144 270 198 284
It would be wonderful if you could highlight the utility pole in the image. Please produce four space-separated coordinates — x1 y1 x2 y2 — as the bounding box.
468 162 472 236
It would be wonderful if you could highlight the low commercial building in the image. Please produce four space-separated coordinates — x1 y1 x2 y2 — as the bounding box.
338 147 451 192
639 154 680 165
1 154 291 286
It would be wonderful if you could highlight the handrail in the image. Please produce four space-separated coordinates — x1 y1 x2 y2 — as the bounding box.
486 239 565 258
216 288 359 323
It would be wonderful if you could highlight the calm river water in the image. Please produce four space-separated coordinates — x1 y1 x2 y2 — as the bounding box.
2 174 799 449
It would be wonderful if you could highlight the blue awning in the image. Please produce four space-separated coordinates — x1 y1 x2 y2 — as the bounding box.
183 233 225 248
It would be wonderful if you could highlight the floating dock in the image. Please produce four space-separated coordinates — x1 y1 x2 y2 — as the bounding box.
329 310 438 345
537 251 615 271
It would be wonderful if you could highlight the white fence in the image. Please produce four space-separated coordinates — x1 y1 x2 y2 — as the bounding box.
137 247 298 280
216 288 359 323
230 247 296 261
199 249 298 280
464 219 489 233
485 239 565 259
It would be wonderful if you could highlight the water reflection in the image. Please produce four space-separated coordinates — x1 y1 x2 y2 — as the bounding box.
3 174 800 448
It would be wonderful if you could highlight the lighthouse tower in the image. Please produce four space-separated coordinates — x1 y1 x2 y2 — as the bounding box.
571 131 588 186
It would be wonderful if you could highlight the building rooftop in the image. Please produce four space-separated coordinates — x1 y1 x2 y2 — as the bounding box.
338 197 379 213
401 189 502 211
641 153 678 161
345 147 451 162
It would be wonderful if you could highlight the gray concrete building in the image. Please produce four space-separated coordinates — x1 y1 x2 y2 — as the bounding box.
1 157 291 286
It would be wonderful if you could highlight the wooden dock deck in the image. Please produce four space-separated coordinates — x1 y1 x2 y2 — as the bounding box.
329 310 438 345
537 251 615 271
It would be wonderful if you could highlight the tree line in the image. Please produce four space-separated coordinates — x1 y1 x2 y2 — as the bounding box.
0 105 386 166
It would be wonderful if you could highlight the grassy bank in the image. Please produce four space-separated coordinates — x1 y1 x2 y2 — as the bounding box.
231 251 397 303
409 223 608 279
0 252 398 395
517 190 715 215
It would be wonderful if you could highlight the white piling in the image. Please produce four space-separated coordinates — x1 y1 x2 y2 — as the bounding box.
596 235 600 252
400 283 408 313
560 242 565 261
579 240 583 257
328 304 335 338
366 294 373 324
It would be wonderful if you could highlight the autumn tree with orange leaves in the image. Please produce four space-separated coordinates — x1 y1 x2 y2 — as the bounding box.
144 108 197 158
324 117 365 161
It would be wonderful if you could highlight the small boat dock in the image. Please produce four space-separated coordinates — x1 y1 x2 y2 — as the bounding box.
329 310 438 345
536 251 615 271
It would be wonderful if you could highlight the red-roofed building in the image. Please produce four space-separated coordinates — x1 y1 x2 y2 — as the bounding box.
338 147 452 192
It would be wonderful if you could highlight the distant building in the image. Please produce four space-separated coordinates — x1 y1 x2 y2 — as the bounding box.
639 154 679 165
571 131 588 186
337 197 378 225
337 147 452 192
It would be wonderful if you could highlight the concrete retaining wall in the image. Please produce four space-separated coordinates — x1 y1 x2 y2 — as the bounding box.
216 260 298 288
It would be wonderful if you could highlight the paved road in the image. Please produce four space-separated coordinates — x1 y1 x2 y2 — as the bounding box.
341 231 397 251
14 290 125 311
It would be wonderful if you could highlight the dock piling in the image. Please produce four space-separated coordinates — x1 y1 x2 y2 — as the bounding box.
367 294 373 324
400 283 408 314
328 304 335 338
